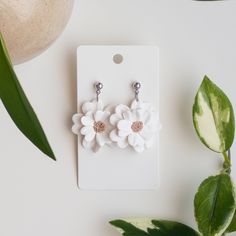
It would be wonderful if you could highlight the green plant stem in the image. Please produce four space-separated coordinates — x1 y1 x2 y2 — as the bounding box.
223 151 231 174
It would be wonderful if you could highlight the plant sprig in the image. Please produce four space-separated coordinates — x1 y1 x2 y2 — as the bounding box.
110 76 236 236
0 32 55 160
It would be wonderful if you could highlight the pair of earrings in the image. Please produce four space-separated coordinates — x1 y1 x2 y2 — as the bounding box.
72 82 160 153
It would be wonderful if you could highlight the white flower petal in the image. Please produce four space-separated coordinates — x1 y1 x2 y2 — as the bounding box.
144 113 152 124
134 144 145 153
128 133 136 146
96 99 104 110
131 100 147 110
110 130 128 148
131 99 153 112
115 104 130 116
135 109 150 124
118 129 131 137
81 126 94 135
118 139 128 149
146 122 158 133
93 143 101 153
85 111 94 118
82 101 95 114
110 129 120 142
134 109 142 121
143 103 154 112
123 111 135 121
96 133 109 147
131 99 139 110
145 112 158 125
94 110 110 122
82 138 95 150
110 113 122 126
83 138 101 153
72 113 81 124
81 116 94 126
84 130 96 142
104 104 115 113
94 110 104 122
140 126 153 140
82 99 104 114
128 133 144 147
72 125 80 135
118 120 132 131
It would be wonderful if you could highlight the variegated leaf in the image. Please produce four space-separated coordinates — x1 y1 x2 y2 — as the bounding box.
193 76 235 153
110 219 200 236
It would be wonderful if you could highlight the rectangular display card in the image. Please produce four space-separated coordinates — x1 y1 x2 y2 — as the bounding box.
77 46 159 190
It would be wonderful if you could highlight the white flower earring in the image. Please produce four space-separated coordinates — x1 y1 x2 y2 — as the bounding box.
72 82 111 152
109 82 160 153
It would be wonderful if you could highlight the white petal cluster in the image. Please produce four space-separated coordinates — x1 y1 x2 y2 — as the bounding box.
110 100 159 153
72 99 160 153
72 99 111 152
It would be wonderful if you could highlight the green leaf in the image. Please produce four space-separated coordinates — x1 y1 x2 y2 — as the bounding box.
110 219 200 236
110 220 148 236
194 174 236 236
151 220 200 236
193 76 235 153
0 32 56 160
225 211 236 233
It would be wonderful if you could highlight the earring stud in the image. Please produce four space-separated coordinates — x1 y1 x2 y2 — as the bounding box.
133 82 141 101
95 82 103 101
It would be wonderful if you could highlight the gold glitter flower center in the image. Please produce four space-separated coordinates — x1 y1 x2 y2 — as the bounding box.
131 121 143 133
93 121 106 133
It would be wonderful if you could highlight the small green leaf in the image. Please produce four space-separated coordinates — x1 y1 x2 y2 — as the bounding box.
193 76 235 153
110 220 148 236
225 211 236 233
110 219 200 236
151 220 200 236
194 174 236 236
0 32 56 160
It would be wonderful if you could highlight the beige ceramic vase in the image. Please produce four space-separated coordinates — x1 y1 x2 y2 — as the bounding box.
0 0 74 64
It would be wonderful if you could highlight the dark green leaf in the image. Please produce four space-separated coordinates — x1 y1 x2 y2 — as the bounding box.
225 211 236 233
110 219 199 236
194 174 236 236
110 220 149 236
151 220 200 236
193 76 235 153
0 32 56 160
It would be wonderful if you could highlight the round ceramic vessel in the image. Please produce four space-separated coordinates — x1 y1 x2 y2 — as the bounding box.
0 0 74 64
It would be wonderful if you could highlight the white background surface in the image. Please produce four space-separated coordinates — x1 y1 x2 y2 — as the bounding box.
0 0 236 235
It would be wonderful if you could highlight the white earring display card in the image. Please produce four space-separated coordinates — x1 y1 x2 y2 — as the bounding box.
76 46 159 190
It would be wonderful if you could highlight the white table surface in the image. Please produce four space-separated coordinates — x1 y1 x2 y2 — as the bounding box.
1 0 236 235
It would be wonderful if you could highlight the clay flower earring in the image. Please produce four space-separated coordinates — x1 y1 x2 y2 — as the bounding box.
72 82 111 152
109 82 160 153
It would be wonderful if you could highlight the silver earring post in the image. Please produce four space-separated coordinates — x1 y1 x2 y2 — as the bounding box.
95 82 103 101
133 82 141 101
